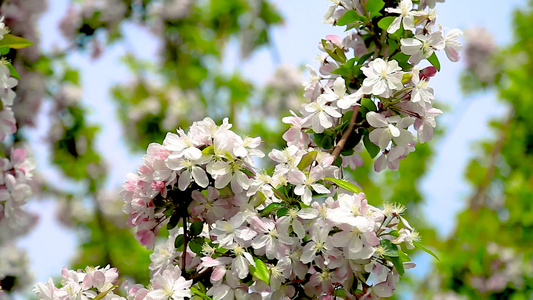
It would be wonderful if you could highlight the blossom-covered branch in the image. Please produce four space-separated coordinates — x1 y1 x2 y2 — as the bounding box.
34 0 461 299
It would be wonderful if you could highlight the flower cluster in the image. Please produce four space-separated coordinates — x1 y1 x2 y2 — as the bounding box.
33 265 192 300
33 265 121 299
0 243 34 294
121 117 264 249
464 27 498 84
0 148 36 243
116 117 420 299
35 0 459 299
296 0 463 172
0 16 37 296
0 15 18 142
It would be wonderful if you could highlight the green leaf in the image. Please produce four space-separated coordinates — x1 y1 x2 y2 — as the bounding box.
63 69 80 85
321 39 346 63
297 151 318 170
0 34 33 49
367 0 385 19
315 132 334 149
387 255 404 276
190 220 204 236
6 63 20 80
197 281 207 294
277 207 289 217
174 234 184 250
202 145 214 155
363 132 380 158
402 73 413 84
0 46 9 55
94 286 115 300
387 230 400 237
250 257 270 284
261 202 285 216
167 214 180 230
191 286 213 300
216 247 229 254
391 52 411 70
427 52 441 71
399 249 411 262
336 10 367 26
413 240 440 261
324 177 363 193
378 16 396 30
357 52 374 65
344 128 363 150
380 240 399 257
388 38 399 54
334 289 347 297
189 237 205 254
361 97 377 113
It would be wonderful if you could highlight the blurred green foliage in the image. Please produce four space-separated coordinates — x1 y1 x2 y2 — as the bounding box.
417 2 533 299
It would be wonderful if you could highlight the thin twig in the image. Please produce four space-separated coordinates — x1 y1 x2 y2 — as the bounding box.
332 105 361 160
469 109 514 211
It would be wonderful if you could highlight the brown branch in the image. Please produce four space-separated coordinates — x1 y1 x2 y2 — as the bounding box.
469 109 514 211
332 105 360 160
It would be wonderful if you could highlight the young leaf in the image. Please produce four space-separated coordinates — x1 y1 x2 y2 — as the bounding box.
202 145 214 155
380 239 399 257
387 255 405 276
318 135 334 149
361 98 377 113
399 249 411 262
363 132 380 159
250 257 270 285
190 220 204 236
337 10 367 26
324 177 363 193
191 287 213 300
6 63 20 80
94 286 116 300
378 16 396 30
167 214 180 230
357 52 374 65
0 46 8 55
277 207 289 217
297 151 318 170
189 237 205 254
261 202 285 216
427 52 441 71
0 34 33 49
174 234 184 250
367 0 385 19
413 240 440 261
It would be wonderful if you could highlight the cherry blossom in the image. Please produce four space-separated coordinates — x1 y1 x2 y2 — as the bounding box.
367 112 415 149
444 28 464 62
301 96 342 133
361 58 404 98
385 0 424 33
401 31 445 65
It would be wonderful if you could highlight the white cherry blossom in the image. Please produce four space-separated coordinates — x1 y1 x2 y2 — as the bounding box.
361 58 404 98
385 0 424 33
301 97 342 133
400 31 445 65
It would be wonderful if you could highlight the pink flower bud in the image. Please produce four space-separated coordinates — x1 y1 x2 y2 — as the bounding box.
151 181 166 193
420 66 437 80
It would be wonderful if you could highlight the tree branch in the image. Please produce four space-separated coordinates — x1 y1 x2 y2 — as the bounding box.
332 105 360 160
469 110 514 211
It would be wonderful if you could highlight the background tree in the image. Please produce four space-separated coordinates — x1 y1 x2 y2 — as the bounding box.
418 2 533 299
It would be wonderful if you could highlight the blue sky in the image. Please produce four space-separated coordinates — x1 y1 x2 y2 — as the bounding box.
16 0 527 291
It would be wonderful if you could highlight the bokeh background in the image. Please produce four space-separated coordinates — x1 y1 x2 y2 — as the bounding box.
1 0 532 299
